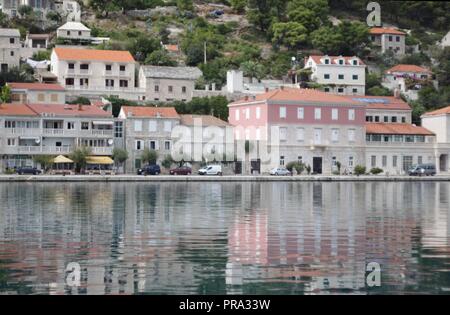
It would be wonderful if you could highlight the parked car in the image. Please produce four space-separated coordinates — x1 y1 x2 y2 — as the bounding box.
270 167 291 176
137 164 161 175
169 166 192 175
198 165 222 175
408 164 436 176
16 166 41 175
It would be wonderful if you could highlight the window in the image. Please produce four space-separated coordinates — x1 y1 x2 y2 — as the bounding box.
10 51 14 56
366 116 373 122
403 156 413 172
67 31 71 36
297 107 304 119
9 38 15 44
280 156 285 166
149 140 157 150
393 156 398 167
352 60 358 66
164 121 172 132
135 140 143 150
371 156 376 167
384 116 389 123
298 156 303 164
324 87 330 92
256 107 261 119
114 121 123 138
67 122 75 130
338 74 344 80
7 138 16 146
314 108 321 120
405 135 414 142
324 59 330 64
401 117 406 123
324 74 330 79
389 35 393 42
81 122 89 130
279 107 286 118
182 86 187 94
235 109 240 121
51 94 58 102
331 129 339 142
332 108 338 120
120 65 126 71
338 59 344 65
394 135 403 142
314 128 322 144
352 75 358 80
416 136 425 142
375 116 380 122
297 128 304 141
37 93 45 102
382 155 387 167
80 78 88 86
168 86 173 93
165 141 171 151
68 63 75 69
348 129 355 142
391 116 397 123
279 127 287 141
348 109 355 121
119 80 128 88
348 156 354 167
80 64 89 70
149 120 157 132
338 88 344 93
65 78 74 86
135 159 141 169
418 156 423 165
154 85 159 92
396 36 400 42
352 88 358 94
78 31 82 36
134 120 142 132
106 64 112 71
105 79 114 87
332 156 337 167
245 108 250 120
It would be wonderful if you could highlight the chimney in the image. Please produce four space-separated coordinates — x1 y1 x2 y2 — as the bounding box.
394 88 401 99
78 104 83 111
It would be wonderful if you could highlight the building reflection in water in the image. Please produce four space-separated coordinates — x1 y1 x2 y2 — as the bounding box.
0 182 449 294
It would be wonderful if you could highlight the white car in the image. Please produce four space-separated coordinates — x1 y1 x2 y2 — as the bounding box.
198 165 223 175
270 167 291 176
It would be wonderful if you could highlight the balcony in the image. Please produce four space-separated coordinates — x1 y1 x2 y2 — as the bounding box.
43 128 65 136
4 128 41 136
9 146 73 154
90 147 113 155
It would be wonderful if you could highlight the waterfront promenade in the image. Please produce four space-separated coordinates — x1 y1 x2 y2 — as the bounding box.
1 174 450 182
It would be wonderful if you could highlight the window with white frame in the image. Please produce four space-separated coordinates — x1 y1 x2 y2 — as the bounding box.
280 156 285 166
134 120 142 132
245 108 250 120
348 109 355 121
235 109 240 121
296 128 304 141
149 120 157 132
164 121 172 132
135 140 143 150
382 155 387 167
348 156 354 167
245 128 250 140
331 129 339 142
348 129 355 142
279 127 287 141
256 128 261 140
332 108 338 120
256 107 261 119
314 108 321 120
165 140 171 151
297 107 304 119
149 140 158 150
280 107 287 118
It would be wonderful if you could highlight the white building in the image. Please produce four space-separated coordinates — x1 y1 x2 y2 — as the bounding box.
382 64 434 101
0 0 53 18
439 30 450 48
50 47 144 101
57 21 91 41
54 0 81 22
7 82 66 104
139 65 202 102
369 27 406 56
0 28 20 73
351 95 413 124
304 55 366 96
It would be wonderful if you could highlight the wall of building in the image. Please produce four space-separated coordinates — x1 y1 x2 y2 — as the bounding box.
139 72 196 102
422 115 449 143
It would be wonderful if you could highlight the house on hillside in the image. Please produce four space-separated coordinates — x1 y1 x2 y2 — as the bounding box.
7 82 66 104
0 28 20 73
369 27 406 56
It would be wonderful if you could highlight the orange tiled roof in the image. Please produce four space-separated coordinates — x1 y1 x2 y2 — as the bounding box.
386 64 431 74
309 55 365 66
366 123 434 135
369 27 406 35
230 88 365 106
164 44 179 52
27 104 111 117
53 48 135 63
7 82 65 91
121 106 179 118
180 114 230 127
0 103 38 116
422 105 450 117
350 96 411 110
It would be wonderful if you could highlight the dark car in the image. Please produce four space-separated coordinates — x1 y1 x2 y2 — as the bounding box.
408 164 436 176
137 164 161 175
16 166 41 175
169 166 192 175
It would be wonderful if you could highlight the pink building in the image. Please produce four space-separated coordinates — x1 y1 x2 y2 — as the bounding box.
228 87 367 174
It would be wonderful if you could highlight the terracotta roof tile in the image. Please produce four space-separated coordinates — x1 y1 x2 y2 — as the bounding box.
7 82 65 91
422 105 450 117
369 27 406 35
121 106 179 119
230 88 365 106
386 64 431 74
0 103 37 116
53 48 135 63
308 55 365 66
350 96 411 110
27 104 111 117
180 114 230 127
366 123 434 135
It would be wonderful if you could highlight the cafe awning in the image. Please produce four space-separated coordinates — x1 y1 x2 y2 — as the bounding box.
53 155 73 164
86 156 114 165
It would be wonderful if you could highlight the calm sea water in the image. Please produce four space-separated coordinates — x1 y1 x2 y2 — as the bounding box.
0 182 449 295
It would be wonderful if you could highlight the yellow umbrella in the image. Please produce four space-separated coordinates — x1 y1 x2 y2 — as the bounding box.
86 156 114 165
53 155 74 164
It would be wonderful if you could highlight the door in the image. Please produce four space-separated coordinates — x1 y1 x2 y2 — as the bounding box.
440 155 448 172
313 157 323 174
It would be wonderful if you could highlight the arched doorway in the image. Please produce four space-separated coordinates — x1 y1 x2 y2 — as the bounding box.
439 154 448 172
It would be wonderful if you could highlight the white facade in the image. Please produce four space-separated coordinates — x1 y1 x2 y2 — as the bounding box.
0 28 20 72
57 22 91 40
439 31 450 48
54 0 81 22
304 55 366 96
0 0 53 18
370 29 406 55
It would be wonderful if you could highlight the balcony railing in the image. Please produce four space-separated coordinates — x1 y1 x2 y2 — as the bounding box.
4 128 41 135
90 147 113 155
43 128 64 136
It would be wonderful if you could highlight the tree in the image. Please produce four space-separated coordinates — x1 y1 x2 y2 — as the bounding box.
67 97 92 105
161 155 174 169
240 61 266 83
144 49 177 66
354 165 366 176
112 147 128 165
18 5 33 17
246 0 286 33
70 146 92 173
141 148 158 165
230 0 246 13
31 50 51 61
32 155 54 173
176 0 194 12
0 85 11 103
272 22 308 49
127 36 161 62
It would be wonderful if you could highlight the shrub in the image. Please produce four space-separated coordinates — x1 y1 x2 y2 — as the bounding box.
305 164 312 175
161 155 174 169
370 167 384 175
354 165 366 176
141 148 158 165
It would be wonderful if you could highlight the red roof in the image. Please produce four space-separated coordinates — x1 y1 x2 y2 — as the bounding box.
164 44 179 52
121 106 179 118
308 55 365 66
350 96 411 110
53 48 135 63
27 104 111 117
369 27 406 35
422 105 450 117
0 103 38 116
180 114 230 127
366 123 434 135
230 88 365 106
386 64 431 74
7 82 65 91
